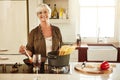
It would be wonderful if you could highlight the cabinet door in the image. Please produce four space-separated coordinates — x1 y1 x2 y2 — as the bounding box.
0 0 27 51
78 47 88 62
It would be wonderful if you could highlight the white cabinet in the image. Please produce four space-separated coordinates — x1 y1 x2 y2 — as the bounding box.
0 1 27 50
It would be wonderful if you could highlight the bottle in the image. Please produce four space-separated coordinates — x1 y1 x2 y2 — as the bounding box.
76 34 81 46
48 4 52 19
65 8 69 19
48 4 50 7
51 4 59 19
59 8 64 19
63 11 66 19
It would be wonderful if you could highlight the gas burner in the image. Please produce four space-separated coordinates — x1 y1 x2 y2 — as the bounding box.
48 65 70 74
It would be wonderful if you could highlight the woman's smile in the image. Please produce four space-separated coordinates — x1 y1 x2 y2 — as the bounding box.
40 15 48 21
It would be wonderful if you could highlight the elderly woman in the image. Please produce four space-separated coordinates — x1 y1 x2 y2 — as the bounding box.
19 3 63 73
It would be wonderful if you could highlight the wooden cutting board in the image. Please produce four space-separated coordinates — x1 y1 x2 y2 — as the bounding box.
74 63 114 74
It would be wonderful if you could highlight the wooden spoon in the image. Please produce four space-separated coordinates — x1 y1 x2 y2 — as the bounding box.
24 49 33 63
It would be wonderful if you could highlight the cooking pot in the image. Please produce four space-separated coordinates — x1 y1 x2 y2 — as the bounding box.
48 51 70 67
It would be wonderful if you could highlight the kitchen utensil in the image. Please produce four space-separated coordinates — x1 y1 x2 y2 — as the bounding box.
48 51 70 67
24 48 33 63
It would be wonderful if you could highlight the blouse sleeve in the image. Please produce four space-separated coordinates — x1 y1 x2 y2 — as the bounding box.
26 30 35 53
57 27 63 47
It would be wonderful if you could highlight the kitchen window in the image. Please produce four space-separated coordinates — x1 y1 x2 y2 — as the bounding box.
79 0 117 42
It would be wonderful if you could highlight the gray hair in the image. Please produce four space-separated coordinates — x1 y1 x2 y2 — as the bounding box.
36 4 51 16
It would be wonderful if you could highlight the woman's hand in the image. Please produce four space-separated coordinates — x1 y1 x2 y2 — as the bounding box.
19 45 32 57
19 45 33 63
19 45 26 54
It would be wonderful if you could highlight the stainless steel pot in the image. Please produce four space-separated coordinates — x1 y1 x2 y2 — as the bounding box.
48 51 70 67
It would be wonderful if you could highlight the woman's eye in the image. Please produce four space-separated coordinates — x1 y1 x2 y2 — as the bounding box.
44 11 47 14
38 11 48 14
38 12 42 14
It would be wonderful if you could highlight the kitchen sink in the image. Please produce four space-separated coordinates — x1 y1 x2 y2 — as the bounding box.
87 44 117 61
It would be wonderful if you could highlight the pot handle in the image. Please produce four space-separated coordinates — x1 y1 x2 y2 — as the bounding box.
47 55 57 59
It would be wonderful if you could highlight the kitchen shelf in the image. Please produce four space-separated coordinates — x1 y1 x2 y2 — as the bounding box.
49 19 70 24
43 0 69 24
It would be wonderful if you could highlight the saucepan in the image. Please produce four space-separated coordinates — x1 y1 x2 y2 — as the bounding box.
48 51 70 67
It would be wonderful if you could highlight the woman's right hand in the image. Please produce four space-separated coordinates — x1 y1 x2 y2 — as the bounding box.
19 45 26 54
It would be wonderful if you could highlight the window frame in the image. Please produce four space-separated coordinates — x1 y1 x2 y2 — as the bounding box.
78 0 118 43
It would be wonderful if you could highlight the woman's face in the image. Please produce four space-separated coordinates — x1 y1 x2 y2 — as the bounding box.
37 8 50 22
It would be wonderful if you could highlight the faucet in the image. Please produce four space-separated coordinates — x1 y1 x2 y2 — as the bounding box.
76 34 81 46
97 27 108 43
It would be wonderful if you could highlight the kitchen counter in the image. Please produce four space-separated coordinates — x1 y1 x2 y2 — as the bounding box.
0 62 120 80
77 42 120 48
0 49 120 80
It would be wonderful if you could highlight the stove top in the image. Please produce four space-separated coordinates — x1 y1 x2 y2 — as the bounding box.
46 65 70 74
0 64 71 74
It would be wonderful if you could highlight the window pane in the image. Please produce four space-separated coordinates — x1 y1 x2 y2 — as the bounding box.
98 7 115 37
97 0 115 6
79 0 115 6
80 8 97 37
79 0 97 6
